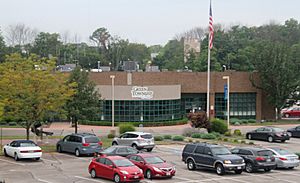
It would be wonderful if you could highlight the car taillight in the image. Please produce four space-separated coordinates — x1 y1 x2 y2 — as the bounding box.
98 141 103 146
279 157 287 161
255 156 265 161
34 150 42 152
137 137 145 142
20 150 29 153
82 143 90 147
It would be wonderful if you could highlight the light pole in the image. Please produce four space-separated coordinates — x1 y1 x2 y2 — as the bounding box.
97 61 101 72
223 76 230 129
110 75 115 127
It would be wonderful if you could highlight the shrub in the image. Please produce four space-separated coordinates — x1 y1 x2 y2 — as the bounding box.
107 134 115 139
248 119 256 123
233 129 242 136
295 153 300 160
210 132 221 138
191 133 203 139
234 122 241 126
119 123 135 134
0 121 7 125
187 111 210 129
182 127 201 137
163 135 172 139
154 136 164 141
210 118 228 134
224 131 232 136
230 118 241 125
223 138 228 142
200 133 217 139
241 119 248 124
188 139 193 143
172 135 184 141
233 139 239 143
8 122 17 126
241 140 246 144
248 142 254 145
217 137 223 141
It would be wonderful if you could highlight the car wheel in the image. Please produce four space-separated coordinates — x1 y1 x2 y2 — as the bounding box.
284 114 290 118
114 174 121 183
132 144 138 149
264 168 271 172
216 163 225 175
112 141 118 146
57 145 62 153
235 169 243 174
90 169 97 178
75 149 81 157
35 157 40 161
146 169 152 179
247 134 252 140
281 140 286 143
4 149 8 157
268 136 274 143
245 162 253 173
146 148 153 152
14 153 19 161
187 159 195 170
288 167 294 169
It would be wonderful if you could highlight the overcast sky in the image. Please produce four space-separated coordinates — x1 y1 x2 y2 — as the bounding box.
0 0 299 46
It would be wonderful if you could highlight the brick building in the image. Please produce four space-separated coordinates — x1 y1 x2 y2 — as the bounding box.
89 71 275 122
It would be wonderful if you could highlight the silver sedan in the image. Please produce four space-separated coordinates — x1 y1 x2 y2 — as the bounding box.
267 147 299 169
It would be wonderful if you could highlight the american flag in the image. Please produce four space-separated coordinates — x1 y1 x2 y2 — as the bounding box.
209 0 214 49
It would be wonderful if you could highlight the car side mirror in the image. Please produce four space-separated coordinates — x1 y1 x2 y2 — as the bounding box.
109 165 115 168
208 152 212 156
140 161 145 165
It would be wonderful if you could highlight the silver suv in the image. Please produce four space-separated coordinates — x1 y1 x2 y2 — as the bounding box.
56 133 102 157
112 132 155 152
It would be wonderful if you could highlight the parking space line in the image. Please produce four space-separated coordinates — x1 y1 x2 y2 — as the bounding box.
42 158 59 164
0 158 25 166
36 178 53 183
74 176 106 183
53 153 90 161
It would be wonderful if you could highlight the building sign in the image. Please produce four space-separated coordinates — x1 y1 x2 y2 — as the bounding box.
224 84 228 100
131 86 154 99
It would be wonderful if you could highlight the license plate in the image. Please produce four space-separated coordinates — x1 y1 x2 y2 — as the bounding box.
237 166 242 170
134 175 139 179
166 172 171 176
267 159 271 162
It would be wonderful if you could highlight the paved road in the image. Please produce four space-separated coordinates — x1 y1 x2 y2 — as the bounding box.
0 143 300 183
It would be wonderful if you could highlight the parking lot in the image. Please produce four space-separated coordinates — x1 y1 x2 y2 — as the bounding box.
1 138 300 183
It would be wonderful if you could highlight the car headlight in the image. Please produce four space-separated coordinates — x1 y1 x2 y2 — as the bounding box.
153 167 162 172
120 170 129 175
224 160 232 164
139 169 143 173
242 159 245 163
173 166 176 171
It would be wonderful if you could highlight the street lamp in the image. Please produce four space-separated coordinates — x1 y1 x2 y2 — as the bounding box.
97 61 101 72
223 76 230 129
110 75 115 127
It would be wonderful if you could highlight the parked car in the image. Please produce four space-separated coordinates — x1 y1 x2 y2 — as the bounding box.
246 126 290 142
127 153 176 179
266 147 299 169
88 155 144 183
3 140 42 161
287 126 300 137
282 106 300 118
99 146 139 157
182 143 245 175
112 132 155 152
231 147 276 173
56 133 102 157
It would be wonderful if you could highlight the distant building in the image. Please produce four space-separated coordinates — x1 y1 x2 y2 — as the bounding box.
146 65 160 72
57 64 76 72
122 61 139 72
150 53 159 61
184 38 201 63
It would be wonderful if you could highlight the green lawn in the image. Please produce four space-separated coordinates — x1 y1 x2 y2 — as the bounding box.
240 120 300 126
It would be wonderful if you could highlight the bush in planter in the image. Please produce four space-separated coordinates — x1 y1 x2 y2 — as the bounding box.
172 135 184 141
154 136 164 141
107 134 115 138
223 138 228 142
182 127 202 137
8 122 17 126
191 133 203 139
119 123 135 134
224 131 232 136
163 135 172 139
210 118 228 134
210 132 221 138
233 129 242 136
200 133 217 139
241 119 248 124
230 118 241 125
234 122 241 126
248 119 256 123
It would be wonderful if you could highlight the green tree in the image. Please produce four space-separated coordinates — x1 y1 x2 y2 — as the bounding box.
0 54 75 139
66 66 100 133
32 32 62 57
0 29 6 62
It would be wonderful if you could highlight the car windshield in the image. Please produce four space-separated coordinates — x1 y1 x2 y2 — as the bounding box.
85 137 100 143
211 147 231 155
141 134 153 139
20 142 37 147
257 150 273 156
102 146 116 153
272 128 284 132
113 159 134 167
144 156 164 164
127 147 138 153
272 148 291 155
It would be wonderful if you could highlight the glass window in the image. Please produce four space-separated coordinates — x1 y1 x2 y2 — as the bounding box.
194 146 204 154
211 147 231 155
144 156 164 164
105 159 113 166
85 137 100 143
239 149 253 156
135 156 143 162
257 150 273 156
184 144 196 153
204 147 212 155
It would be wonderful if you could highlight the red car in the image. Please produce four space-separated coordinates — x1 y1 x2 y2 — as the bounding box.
127 153 176 179
282 107 300 118
88 155 144 183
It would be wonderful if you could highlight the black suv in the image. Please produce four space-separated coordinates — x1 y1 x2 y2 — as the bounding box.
231 147 276 173
182 143 245 175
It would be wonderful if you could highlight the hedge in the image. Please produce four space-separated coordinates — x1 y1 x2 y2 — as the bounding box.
172 135 185 141
191 133 217 139
154 136 164 141
79 119 188 127
163 135 172 139
210 118 228 134
119 123 135 134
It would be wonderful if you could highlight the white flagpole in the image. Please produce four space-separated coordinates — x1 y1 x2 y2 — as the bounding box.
207 39 211 119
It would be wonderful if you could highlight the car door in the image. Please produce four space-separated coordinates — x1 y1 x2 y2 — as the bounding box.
135 156 147 172
70 136 82 153
117 134 128 145
239 149 253 162
61 135 71 152
6 141 16 156
296 108 300 117
193 146 205 166
94 157 107 177
263 128 273 140
253 127 265 140
295 126 300 137
104 159 115 180
201 147 214 167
